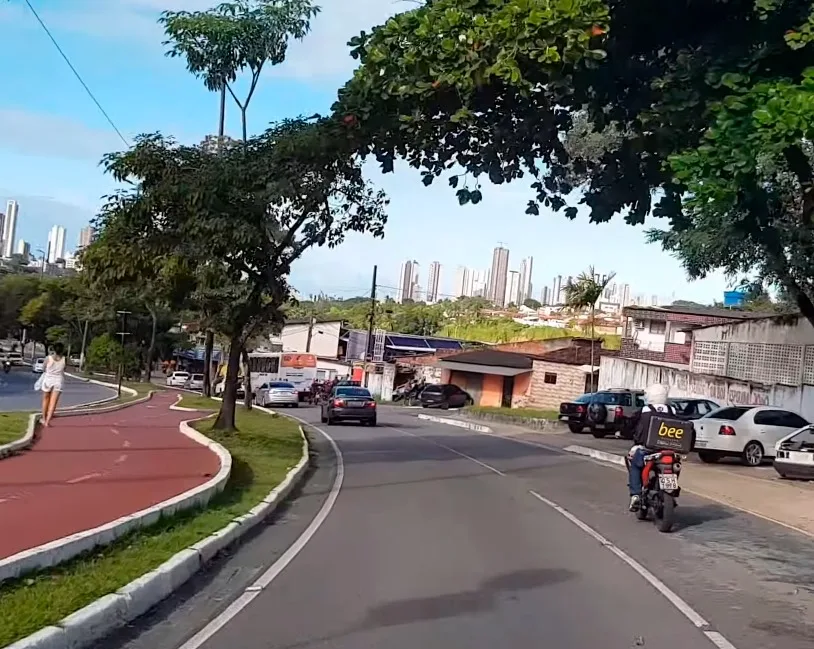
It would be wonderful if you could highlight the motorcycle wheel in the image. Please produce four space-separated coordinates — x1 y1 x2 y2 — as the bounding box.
636 500 648 520
655 494 676 533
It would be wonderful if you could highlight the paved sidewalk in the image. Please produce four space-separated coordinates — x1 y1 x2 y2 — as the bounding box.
0 392 221 560
451 414 814 537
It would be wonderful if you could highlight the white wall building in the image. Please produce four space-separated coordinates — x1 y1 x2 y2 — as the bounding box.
505 270 520 306
453 266 472 298
2 200 18 259
426 261 441 303
397 260 420 303
518 256 533 304
47 225 66 263
271 319 343 358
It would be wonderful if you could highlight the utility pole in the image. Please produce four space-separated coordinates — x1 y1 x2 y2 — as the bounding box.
366 265 378 362
305 315 317 353
79 320 89 372
116 310 131 397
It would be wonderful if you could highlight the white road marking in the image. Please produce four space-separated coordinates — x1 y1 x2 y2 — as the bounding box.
111 428 120 435
114 454 128 465
66 472 103 484
704 631 739 649
387 426 506 476
0 498 7 505
123 440 131 448
176 416 344 649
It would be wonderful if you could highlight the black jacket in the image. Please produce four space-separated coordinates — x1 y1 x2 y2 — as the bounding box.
633 404 676 446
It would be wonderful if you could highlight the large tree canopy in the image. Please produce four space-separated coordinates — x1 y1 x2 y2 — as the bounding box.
334 0 814 320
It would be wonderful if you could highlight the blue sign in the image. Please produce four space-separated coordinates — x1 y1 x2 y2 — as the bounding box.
723 291 746 307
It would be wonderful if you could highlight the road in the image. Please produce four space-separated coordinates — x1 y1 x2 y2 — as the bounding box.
0 391 221 560
0 366 116 412
95 407 814 649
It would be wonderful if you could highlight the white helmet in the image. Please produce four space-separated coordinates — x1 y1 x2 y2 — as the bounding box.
644 383 670 406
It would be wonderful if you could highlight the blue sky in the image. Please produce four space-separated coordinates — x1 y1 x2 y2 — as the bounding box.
0 0 730 303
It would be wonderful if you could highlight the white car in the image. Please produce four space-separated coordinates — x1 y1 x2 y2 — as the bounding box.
693 405 809 466
166 371 190 388
774 425 814 480
255 381 299 408
186 374 204 391
32 358 46 373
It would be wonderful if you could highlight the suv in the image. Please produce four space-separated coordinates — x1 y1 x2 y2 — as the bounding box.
560 389 645 438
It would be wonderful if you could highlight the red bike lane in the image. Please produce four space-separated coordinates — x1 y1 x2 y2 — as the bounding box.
0 392 221 561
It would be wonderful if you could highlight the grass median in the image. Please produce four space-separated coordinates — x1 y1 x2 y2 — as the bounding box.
0 412 31 446
466 406 560 420
0 397 304 647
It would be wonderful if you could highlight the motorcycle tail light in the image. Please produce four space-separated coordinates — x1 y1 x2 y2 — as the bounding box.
660 454 674 464
719 425 736 436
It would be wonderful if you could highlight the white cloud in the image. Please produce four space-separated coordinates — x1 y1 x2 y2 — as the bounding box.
0 109 125 161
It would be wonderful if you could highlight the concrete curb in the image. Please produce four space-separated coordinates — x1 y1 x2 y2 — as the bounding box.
6 413 310 649
563 444 626 466
0 411 232 586
461 409 565 432
417 413 493 433
168 393 202 412
0 413 40 460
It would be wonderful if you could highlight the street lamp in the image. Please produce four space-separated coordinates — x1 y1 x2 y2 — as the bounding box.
116 310 132 397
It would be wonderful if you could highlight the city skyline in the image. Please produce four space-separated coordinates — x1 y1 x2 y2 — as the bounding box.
0 198 87 268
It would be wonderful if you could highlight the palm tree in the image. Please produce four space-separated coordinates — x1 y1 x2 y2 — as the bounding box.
563 266 616 391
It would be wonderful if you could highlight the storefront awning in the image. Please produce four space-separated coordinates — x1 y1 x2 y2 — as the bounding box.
578 365 599 374
438 360 532 376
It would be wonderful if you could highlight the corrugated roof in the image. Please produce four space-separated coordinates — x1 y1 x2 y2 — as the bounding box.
624 304 775 320
441 350 537 369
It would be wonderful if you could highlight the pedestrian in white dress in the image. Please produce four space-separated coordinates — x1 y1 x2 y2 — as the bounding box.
40 343 66 427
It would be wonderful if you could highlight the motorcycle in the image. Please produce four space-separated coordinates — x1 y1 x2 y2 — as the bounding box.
626 449 681 533
2 361 10 374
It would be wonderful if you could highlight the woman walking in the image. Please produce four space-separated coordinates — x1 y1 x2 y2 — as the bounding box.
40 343 66 426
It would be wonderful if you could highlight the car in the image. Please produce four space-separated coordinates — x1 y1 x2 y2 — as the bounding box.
560 389 645 438
256 381 299 407
669 398 720 421
418 384 473 409
7 351 22 366
166 371 190 387
186 373 205 391
32 358 46 374
774 424 814 479
693 405 809 466
321 386 377 426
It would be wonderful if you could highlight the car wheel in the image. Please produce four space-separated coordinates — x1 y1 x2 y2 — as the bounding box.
369 418 377 427
292 403 299 408
568 423 584 434
591 428 607 439
440 402 450 410
326 415 335 426
320 413 327 423
698 450 721 464
742 441 764 467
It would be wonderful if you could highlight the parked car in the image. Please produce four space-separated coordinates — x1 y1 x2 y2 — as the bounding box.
166 371 190 388
32 358 46 374
7 351 22 366
693 406 810 466
214 378 246 399
419 384 473 409
560 389 645 438
256 381 299 408
669 398 720 421
186 373 205 391
774 425 814 479
321 386 377 426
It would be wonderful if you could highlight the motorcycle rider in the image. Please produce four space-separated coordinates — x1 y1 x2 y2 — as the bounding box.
627 383 676 511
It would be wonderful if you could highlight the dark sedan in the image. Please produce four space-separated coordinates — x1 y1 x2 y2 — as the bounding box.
419 384 473 409
321 386 377 426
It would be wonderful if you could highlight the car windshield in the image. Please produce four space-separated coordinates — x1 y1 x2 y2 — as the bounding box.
706 406 750 420
175 372 189 377
422 385 444 393
595 392 624 405
269 382 295 388
191 375 203 380
574 393 593 403
336 387 372 398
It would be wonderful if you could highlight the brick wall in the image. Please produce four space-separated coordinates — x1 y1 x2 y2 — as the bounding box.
624 309 744 327
620 338 691 365
664 342 691 364
492 338 576 355
526 361 586 410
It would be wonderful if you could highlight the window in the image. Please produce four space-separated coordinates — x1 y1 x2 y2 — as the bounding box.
649 320 666 334
634 319 646 330
778 412 809 429
544 372 557 384
269 381 295 389
696 401 714 415
423 385 444 393
335 387 372 398
634 394 646 408
595 392 623 405
248 355 280 374
753 409 786 426
575 393 593 403
785 426 814 447
708 406 749 420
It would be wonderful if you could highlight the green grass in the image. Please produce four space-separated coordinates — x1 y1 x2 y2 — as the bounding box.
0 412 31 445
0 402 303 647
466 405 560 420
176 394 220 410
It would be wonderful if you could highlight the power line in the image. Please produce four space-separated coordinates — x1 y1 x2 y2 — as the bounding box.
22 0 129 147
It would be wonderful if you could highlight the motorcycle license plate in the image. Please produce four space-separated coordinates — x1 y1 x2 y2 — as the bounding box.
658 475 679 491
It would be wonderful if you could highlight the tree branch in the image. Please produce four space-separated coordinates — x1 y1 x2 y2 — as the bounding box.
782 145 814 222
225 82 244 110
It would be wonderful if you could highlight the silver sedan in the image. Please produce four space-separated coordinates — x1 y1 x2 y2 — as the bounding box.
256 381 300 407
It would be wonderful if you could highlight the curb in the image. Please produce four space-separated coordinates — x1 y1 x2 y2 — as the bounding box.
417 413 493 433
461 410 564 432
0 410 232 586
563 444 626 466
6 415 310 649
0 414 40 460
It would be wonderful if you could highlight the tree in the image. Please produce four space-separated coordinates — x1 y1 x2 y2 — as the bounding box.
0 274 41 339
523 298 541 309
161 0 319 396
97 118 387 431
563 267 615 391
335 0 814 324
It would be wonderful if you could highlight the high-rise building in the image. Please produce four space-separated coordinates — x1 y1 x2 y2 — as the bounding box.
453 266 472 298
2 200 18 259
426 261 441 303
78 226 95 250
518 256 533 304
621 283 631 307
397 260 419 303
540 285 550 306
488 245 510 307
47 225 66 263
15 239 30 259
552 275 563 305
505 270 521 306
471 269 488 298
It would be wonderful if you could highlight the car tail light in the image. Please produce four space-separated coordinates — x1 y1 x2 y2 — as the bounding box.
719 425 736 436
365 401 376 408
614 406 624 419
576 405 584 414
333 399 345 407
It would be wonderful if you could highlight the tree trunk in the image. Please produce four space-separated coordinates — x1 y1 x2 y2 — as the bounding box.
145 307 157 384
792 285 814 328
241 346 253 410
212 334 242 431
589 304 596 392
203 330 214 397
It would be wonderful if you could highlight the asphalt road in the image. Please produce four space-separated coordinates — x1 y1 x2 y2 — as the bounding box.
96 407 814 649
0 366 116 411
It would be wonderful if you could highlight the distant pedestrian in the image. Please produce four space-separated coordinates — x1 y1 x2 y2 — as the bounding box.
39 342 66 427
